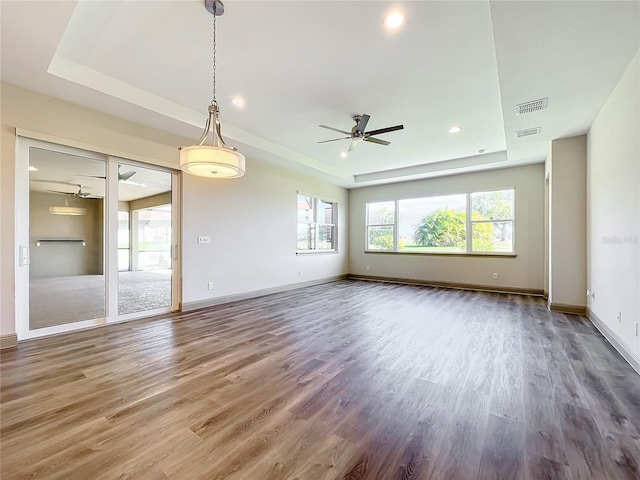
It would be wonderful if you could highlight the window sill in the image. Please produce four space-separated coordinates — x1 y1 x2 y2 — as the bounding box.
364 250 517 258
296 250 339 256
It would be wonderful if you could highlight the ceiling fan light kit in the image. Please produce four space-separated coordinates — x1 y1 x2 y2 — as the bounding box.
180 0 245 179
318 113 404 152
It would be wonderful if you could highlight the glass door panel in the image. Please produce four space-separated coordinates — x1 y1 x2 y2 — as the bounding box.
118 163 173 315
28 147 106 329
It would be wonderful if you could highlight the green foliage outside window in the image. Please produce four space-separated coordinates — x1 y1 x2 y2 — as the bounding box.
412 209 493 251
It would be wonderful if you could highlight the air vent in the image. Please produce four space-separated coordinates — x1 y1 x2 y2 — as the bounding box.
515 98 548 115
514 127 541 138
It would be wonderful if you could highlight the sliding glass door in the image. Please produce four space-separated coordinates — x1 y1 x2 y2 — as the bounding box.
117 163 175 316
27 147 107 331
16 138 180 340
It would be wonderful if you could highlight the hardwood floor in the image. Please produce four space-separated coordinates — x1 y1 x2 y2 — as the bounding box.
1 280 639 479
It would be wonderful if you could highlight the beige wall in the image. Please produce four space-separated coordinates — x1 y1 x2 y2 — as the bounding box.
548 135 587 309
182 160 348 307
129 191 171 211
348 164 545 291
29 192 103 278
1 83 349 336
587 49 639 361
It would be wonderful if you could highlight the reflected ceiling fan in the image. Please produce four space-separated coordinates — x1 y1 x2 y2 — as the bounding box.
76 166 137 183
318 114 404 151
47 184 103 199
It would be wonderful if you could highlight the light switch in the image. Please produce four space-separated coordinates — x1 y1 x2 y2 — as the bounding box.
197 236 211 244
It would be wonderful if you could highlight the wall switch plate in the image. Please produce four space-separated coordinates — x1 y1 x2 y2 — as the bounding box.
635 322 638 337
366 265 370 271
299 270 303 277
198 236 211 244
207 282 213 290
492 273 498 280
617 312 622 322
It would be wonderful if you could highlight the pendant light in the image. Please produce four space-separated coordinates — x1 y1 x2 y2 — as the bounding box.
180 0 245 178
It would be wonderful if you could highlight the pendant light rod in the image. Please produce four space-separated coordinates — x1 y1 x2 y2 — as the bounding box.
179 0 245 179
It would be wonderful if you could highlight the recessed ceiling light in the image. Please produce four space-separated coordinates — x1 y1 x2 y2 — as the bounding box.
340 152 348 158
478 149 486 154
28 166 38 171
448 126 461 133
384 11 405 29
231 96 245 108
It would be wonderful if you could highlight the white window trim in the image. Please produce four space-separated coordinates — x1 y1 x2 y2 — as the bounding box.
365 188 516 255
297 192 338 253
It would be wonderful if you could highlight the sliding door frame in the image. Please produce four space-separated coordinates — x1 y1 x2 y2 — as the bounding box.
15 136 181 340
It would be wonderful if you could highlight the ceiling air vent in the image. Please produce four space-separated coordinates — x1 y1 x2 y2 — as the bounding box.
515 97 548 115
514 127 541 138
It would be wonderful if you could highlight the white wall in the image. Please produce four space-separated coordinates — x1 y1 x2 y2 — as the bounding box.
587 50 640 361
0 83 349 336
349 164 545 291
548 135 587 309
182 161 348 307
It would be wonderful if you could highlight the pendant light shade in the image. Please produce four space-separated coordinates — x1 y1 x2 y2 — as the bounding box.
49 206 86 216
180 0 245 179
180 145 245 178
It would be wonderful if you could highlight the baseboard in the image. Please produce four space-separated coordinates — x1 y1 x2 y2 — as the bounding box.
587 307 640 375
0 333 18 350
182 275 349 312
348 274 544 296
549 302 587 315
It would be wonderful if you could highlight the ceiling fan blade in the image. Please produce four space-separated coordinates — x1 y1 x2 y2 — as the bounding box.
348 138 361 152
364 124 404 137
364 137 390 146
319 125 351 135
76 174 106 179
318 136 351 144
46 189 75 196
354 114 370 133
119 170 136 181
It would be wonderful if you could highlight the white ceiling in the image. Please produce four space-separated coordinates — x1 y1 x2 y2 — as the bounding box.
2 1 639 188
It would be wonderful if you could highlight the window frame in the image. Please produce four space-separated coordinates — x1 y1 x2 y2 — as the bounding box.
365 201 397 251
297 193 338 254
365 188 515 256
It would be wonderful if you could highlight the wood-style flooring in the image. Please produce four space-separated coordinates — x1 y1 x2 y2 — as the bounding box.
1 280 639 479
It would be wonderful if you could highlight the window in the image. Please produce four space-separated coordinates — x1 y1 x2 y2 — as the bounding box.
365 189 515 254
470 190 514 252
297 194 337 252
399 194 467 252
366 201 395 250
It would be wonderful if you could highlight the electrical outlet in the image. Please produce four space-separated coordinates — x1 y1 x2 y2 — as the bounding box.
366 265 370 271
299 270 303 277
635 322 638 337
492 273 498 280
207 281 213 290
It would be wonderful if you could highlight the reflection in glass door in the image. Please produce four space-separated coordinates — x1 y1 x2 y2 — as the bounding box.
28 147 106 330
117 163 173 315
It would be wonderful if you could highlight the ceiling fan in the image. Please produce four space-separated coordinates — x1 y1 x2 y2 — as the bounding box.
47 184 102 199
76 166 137 182
318 114 404 151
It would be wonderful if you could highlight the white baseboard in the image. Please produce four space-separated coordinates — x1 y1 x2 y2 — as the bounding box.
182 275 348 312
587 307 640 375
